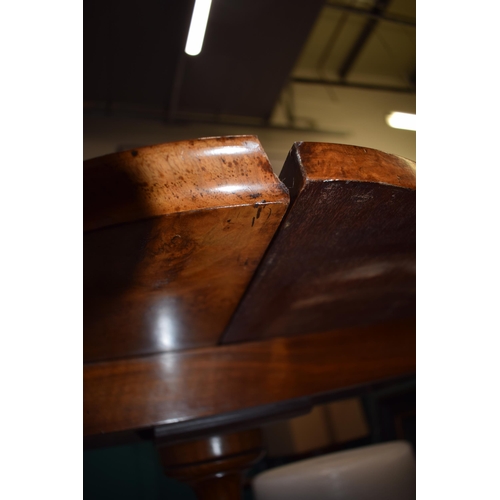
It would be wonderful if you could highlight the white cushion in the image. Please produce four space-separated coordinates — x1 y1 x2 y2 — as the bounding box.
253 441 415 500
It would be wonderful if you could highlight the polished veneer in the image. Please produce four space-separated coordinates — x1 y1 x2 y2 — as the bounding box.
84 318 415 438
222 142 416 344
84 136 289 362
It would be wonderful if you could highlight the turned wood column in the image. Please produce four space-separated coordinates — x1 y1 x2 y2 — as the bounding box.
156 429 265 500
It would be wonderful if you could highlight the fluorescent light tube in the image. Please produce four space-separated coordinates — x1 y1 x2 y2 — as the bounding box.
185 0 213 56
386 112 416 131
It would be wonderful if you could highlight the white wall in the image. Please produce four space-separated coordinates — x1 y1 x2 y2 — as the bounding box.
84 84 415 174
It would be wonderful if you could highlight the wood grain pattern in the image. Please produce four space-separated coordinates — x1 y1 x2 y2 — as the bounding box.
222 142 416 344
84 136 289 362
83 318 415 437
295 142 416 187
84 136 288 232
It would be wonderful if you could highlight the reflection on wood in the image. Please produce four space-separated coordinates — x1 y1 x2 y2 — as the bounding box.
84 136 289 362
84 318 415 438
157 429 264 500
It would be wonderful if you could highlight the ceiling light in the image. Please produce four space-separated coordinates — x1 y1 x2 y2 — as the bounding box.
185 0 213 56
386 112 416 131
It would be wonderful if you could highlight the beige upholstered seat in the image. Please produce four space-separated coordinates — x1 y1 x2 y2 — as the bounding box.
253 441 416 500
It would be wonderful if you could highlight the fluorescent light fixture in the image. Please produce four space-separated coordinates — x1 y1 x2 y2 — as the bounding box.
386 112 416 131
185 0 213 56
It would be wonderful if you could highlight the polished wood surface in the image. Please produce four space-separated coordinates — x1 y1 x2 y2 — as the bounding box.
84 136 289 361
84 136 288 232
157 429 264 500
295 142 416 187
84 318 415 437
222 142 416 344
83 139 416 499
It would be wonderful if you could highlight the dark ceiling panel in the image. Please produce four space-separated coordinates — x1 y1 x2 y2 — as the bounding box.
84 0 325 121
84 0 194 109
178 0 325 120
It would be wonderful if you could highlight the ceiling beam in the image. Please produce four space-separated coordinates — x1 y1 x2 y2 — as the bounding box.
326 1 415 27
338 0 392 80
291 76 415 94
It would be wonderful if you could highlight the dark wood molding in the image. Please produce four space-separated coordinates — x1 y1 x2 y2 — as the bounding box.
157 429 265 500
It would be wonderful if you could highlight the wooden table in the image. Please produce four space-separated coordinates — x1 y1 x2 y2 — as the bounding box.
84 136 416 499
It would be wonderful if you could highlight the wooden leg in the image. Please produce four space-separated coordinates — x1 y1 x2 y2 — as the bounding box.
157 429 265 500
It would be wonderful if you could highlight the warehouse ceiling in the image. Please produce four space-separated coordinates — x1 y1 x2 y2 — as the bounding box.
84 0 415 128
